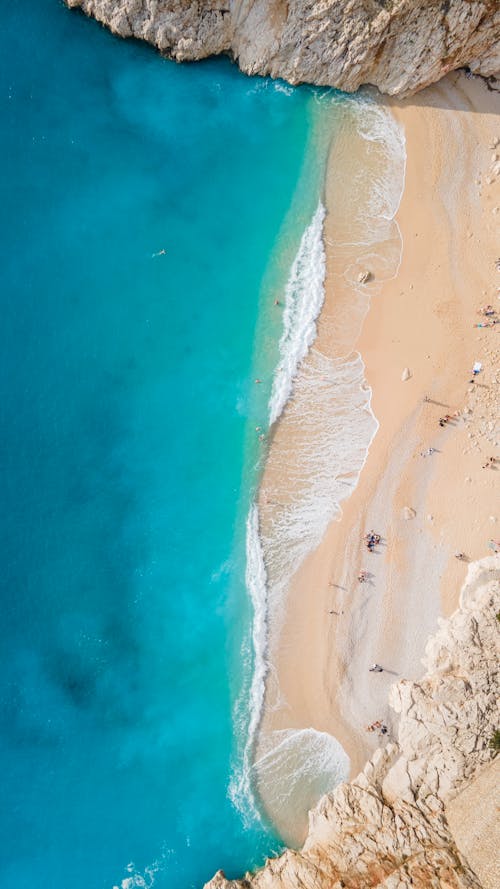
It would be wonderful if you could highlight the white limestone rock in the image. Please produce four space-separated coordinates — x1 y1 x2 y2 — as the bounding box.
204 557 499 888
65 1 500 98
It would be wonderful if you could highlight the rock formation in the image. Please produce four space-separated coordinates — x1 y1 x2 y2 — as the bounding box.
65 1 500 97
205 557 499 888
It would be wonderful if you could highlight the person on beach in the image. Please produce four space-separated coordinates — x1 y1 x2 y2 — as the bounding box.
358 570 369 582
369 663 383 672
366 720 388 736
455 552 467 561
364 531 381 552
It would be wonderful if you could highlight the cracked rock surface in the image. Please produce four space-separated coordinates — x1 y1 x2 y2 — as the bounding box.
65 1 499 96
205 557 499 888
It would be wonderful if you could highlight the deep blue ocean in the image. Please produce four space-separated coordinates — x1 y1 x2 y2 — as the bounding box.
0 2 324 887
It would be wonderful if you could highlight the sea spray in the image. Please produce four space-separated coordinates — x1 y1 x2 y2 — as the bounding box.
268 203 326 425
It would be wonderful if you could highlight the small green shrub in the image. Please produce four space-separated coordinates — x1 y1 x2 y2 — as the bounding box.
489 730 500 751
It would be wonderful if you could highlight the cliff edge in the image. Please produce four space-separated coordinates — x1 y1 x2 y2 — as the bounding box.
206 556 500 889
65 1 500 96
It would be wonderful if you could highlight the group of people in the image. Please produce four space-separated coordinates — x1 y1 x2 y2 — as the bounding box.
438 411 460 427
474 303 497 328
366 720 388 736
357 532 381 585
363 530 381 552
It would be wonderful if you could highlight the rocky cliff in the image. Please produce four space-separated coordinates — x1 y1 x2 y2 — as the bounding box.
66 1 499 96
205 556 499 889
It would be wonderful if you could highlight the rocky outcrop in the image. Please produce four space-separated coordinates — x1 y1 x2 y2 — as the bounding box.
205 557 499 888
66 1 500 96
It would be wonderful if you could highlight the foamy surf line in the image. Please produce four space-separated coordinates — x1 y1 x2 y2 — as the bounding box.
228 505 268 823
229 203 329 822
269 202 327 425
262 349 379 603
231 100 407 827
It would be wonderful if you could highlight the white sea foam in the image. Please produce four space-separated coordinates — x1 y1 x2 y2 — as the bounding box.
253 728 350 839
268 203 327 425
232 98 407 831
228 504 268 823
273 81 294 97
263 349 378 605
324 98 406 355
112 857 166 889
357 99 406 224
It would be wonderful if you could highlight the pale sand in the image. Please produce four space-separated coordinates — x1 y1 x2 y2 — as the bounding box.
256 72 499 845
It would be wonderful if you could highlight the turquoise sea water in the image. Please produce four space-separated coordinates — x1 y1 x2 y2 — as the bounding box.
0 2 332 887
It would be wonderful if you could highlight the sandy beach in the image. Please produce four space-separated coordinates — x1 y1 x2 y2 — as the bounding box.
255 71 499 845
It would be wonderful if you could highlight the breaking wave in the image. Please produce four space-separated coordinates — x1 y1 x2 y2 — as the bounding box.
228 505 268 823
262 349 378 605
269 203 327 425
253 728 350 841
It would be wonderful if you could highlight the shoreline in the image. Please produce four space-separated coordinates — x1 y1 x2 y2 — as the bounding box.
253 71 499 845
